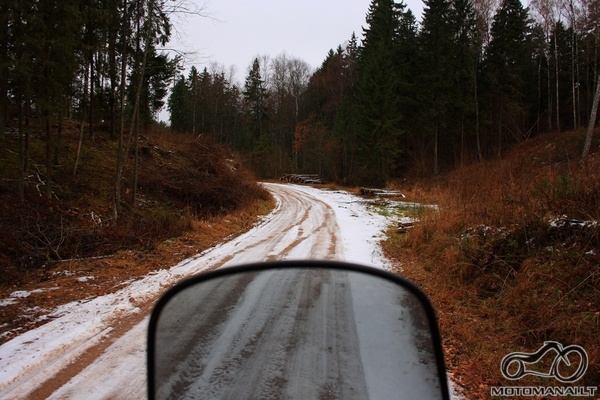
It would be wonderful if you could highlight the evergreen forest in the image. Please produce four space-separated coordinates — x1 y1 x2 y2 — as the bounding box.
167 0 600 186
1 0 599 188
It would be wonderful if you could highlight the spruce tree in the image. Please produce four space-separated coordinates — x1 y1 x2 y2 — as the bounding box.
187 66 200 135
168 75 189 133
243 58 269 143
353 0 404 186
418 0 455 174
485 0 535 154
449 0 480 165
394 8 419 171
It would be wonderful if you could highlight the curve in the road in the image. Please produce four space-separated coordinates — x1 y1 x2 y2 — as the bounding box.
6 184 347 399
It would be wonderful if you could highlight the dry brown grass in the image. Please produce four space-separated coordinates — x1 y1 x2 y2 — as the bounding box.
0 125 270 285
386 130 600 398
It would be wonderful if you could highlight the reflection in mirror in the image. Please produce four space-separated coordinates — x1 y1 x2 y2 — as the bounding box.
149 263 449 399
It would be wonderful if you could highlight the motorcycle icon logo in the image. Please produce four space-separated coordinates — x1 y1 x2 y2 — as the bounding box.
501 341 588 383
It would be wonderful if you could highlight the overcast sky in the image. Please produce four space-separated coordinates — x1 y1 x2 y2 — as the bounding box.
167 0 425 85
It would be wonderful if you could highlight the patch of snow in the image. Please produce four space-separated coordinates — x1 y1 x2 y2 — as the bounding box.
0 299 17 307
549 215 599 228
53 270 76 277
1 288 61 308
8 291 30 299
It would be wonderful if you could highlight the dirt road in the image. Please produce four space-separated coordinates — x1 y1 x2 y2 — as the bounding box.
0 184 396 399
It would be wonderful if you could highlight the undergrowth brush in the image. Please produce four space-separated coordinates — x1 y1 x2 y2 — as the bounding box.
0 125 269 286
387 130 600 398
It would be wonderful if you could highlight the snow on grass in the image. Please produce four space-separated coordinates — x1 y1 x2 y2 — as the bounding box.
0 288 60 308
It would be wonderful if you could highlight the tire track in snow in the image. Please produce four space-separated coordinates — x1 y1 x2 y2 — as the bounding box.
0 184 350 399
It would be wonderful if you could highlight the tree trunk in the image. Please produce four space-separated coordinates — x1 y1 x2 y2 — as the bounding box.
45 109 52 199
74 121 85 176
109 25 118 140
17 86 24 199
581 74 600 159
129 0 154 207
74 60 89 175
25 78 30 172
114 0 129 221
0 78 5 142
132 111 140 205
571 27 577 130
474 57 482 162
89 51 95 141
460 116 465 167
547 49 553 130
497 113 502 158
537 50 543 134
192 94 196 136
0 11 7 142
55 108 63 166
44 65 52 200
433 122 439 175
554 26 560 132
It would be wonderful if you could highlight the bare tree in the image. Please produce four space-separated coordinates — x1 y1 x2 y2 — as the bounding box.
472 0 499 47
581 0 600 158
581 74 599 158
566 0 581 129
530 0 563 130
288 57 311 120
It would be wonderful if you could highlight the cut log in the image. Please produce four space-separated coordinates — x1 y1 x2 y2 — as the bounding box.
360 187 406 198
397 221 414 233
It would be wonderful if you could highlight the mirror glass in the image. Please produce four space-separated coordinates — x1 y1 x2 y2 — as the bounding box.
150 266 447 399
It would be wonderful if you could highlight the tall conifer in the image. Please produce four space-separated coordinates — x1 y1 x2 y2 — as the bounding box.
418 0 455 174
243 58 269 142
354 0 404 186
485 0 535 154
168 75 189 133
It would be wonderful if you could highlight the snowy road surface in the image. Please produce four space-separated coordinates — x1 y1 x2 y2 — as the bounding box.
0 183 399 399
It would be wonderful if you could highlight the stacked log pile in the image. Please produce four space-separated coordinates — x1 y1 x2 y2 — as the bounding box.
280 174 323 184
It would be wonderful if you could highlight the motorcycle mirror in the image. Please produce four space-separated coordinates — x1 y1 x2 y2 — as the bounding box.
148 260 450 399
